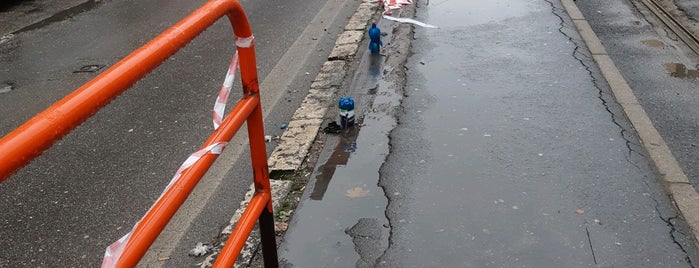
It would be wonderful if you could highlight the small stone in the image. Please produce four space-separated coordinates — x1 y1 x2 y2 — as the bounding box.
275 222 289 232
0 85 12 94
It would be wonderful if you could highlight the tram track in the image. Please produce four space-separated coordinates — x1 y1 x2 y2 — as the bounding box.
639 0 699 56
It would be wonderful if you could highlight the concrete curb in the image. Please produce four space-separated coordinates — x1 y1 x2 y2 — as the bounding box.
267 0 379 172
561 0 699 246
195 180 292 268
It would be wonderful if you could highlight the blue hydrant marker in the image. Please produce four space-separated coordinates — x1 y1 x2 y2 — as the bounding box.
339 96 355 129
368 23 382 54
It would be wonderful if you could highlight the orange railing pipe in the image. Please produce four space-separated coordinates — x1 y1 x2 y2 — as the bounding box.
0 0 256 183
213 192 271 267
0 0 278 266
115 95 259 267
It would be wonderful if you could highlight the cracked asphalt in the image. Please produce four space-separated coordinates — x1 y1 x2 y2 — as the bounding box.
280 0 699 267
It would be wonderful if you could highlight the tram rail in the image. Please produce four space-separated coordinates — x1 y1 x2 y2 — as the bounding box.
640 0 699 56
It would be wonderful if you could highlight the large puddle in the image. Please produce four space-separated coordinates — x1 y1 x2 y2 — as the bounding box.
310 127 359 201
279 25 397 267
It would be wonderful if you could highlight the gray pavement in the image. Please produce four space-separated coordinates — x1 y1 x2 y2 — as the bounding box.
0 0 96 36
280 0 699 267
577 0 699 211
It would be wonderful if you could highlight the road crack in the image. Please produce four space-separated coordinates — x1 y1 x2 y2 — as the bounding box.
545 0 643 162
546 1 695 266
652 195 696 268
585 225 598 264
372 3 418 266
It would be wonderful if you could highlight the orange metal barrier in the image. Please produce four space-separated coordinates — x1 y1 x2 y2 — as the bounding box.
0 0 278 267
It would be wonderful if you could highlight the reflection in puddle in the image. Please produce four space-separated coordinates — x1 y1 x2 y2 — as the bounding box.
310 127 360 200
369 53 382 79
666 63 699 79
427 0 536 27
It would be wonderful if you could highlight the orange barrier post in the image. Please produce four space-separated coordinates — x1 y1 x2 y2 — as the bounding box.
213 90 277 267
0 0 278 266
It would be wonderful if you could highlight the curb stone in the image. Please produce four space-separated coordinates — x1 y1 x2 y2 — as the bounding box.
336 31 365 45
328 43 360 60
266 119 324 171
194 180 292 268
268 0 379 172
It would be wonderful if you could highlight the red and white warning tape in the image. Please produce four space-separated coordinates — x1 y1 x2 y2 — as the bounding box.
213 35 254 129
379 0 437 28
102 35 255 268
383 15 438 28
171 142 228 183
102 142 228 267
213 52 239 129
382 0 412 15
235 35 254 48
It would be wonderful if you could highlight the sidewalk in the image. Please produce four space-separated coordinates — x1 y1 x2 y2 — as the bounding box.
279 0 699 267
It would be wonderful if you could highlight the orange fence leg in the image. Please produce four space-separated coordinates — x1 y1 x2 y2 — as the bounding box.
248 104 279 267
212 11 278 265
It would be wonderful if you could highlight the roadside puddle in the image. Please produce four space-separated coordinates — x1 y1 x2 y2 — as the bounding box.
310 127 360 200
642 39 665 48
665 63 699 79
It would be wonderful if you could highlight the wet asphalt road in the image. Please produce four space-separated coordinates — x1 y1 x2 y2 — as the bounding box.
576 0 699 206
0 0 359 266
281 0 699 267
